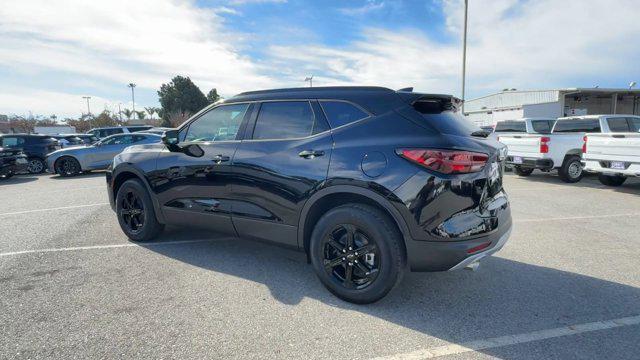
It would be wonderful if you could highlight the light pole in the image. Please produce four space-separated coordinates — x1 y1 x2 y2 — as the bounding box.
128 83 137 116
461 0 468 114
82 96 92 116
118 103 123 123
304 75 313 87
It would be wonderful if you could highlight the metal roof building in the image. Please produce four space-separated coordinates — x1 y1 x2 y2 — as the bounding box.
464 88 640 126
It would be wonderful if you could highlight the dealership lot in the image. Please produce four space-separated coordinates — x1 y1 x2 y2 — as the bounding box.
1 173 639 359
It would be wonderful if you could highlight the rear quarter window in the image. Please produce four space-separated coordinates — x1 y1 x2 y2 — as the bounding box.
553 119 601 133
319 101 369 128
495 121 527 133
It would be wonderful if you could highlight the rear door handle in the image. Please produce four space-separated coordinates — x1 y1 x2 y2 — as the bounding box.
212 154 230 163
298 150 325 159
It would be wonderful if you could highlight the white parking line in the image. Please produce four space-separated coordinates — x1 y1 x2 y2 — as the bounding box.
0 239 218 257
516 213 640 223
0 203 109 217
371 315 640 360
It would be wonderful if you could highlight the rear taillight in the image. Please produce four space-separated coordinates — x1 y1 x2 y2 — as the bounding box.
540 136 550 154
582 135 587 153
397 149 488 174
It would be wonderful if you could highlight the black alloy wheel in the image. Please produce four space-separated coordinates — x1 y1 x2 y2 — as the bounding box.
310 203 405 304
120 190 146 234
116 179 164 241
55 157 81 177
322 224 380 290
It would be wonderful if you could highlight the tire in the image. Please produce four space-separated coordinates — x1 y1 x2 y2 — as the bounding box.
514 166 534 176
27 157 46 174
0 172 13 180
55 156 82 177
558 155 583 183
598 174 626 187
115 179 164 241
309 203 405 304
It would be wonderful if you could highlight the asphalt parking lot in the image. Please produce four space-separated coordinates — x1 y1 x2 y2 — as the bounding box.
1 172 639 359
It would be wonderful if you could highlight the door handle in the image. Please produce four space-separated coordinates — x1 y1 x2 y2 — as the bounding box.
298 150 325 159
212 154 230 163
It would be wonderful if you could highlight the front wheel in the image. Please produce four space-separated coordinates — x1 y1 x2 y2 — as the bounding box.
116 179 164 241
514 166 534 176
558 155 583 183
598 174 626 187
309 204 405 304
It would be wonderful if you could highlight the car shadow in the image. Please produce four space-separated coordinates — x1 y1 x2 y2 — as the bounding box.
507 171 640 195
0 175 39 185
50 171 106 180
142 227 640 356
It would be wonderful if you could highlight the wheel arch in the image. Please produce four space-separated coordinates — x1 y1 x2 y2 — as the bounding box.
111 164 165 223
298 185 410 260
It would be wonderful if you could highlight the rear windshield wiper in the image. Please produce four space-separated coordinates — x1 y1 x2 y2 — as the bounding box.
471 130 489 138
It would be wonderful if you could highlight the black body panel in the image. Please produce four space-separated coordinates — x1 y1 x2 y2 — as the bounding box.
107 86 512 272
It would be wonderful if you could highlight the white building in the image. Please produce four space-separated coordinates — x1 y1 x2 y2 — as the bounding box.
464 88 640 126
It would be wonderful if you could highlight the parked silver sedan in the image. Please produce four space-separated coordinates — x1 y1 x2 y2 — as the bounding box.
46 133 162 176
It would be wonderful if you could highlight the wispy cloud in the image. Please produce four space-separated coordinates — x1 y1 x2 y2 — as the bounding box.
339 1 386 16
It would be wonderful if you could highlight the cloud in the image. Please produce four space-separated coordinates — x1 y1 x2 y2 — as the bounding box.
339 1 386 16
270 0 640 97
0 0 278 117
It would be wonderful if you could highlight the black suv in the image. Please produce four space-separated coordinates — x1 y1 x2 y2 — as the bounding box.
107 87 512 303
0 134 60 173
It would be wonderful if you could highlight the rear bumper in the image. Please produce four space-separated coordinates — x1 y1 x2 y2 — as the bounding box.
506 156 553 170
1 157 28 175
582 159 640 177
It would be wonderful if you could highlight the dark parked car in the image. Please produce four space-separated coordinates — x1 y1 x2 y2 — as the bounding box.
107 86 512 303
0 147 28 179
0 134 60 173
50 134 84 148
54 133 99 146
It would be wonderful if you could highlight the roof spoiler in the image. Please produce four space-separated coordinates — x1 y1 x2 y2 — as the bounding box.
396 91 462 113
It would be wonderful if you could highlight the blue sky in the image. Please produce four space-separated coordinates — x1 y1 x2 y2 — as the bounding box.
1 0 639 118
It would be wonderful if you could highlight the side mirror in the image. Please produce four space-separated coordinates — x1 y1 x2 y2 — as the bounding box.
162 130 181 152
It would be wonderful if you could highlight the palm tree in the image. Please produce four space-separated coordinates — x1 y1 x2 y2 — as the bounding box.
135 110 146 120
145 107 156 120
122 108 133 120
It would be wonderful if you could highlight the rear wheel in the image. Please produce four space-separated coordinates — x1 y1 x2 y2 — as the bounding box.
55 156 82 177
514 166 534 176
309 204 405 304
27 158 45 174
116 179 164 241
558 155 583 183
598 174 626 187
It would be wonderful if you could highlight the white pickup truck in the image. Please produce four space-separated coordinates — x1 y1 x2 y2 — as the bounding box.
492 118 556 139
499 115 621 183
582 116 640 186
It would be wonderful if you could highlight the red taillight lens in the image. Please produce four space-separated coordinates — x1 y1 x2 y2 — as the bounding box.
398 149 488 174
540 136 550 154
582 135 588 153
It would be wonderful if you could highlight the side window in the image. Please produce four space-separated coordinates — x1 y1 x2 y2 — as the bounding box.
1 137 24 147
185 103 249 142
253 101 315 140
320 101 369 128
100 136 117 145
628 117 640 132
98 130 108 138
113 135 134 145
531 120 551 134
607 117 630 132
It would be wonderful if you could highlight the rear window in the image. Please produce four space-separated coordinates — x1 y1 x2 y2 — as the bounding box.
607 117 631 132
495 121 527 133
531 120 553 134
553 119 601 133
419 112 480 136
